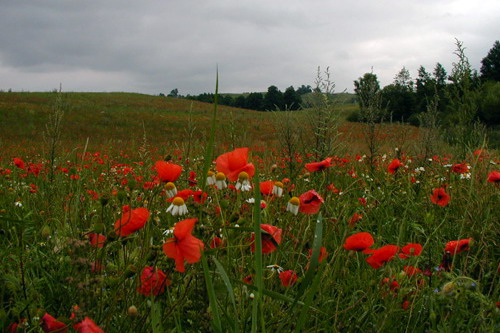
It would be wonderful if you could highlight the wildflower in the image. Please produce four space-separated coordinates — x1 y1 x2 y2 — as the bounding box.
210 236 224 249
299 190 324 214
307 246 328 263
430 187 450 207
259 180 274 196
41 313 68 333
188 171 197 187
215 172 227 189
235 171 252 191
206 171 216 186
279 270 298 287
242 275 253 284
286 197 300 215
193 190 208 204
267 264 284 273
155 161 182 182
163 218 204 272
348 212 363 227
358 197 367 206
137 266 171 296
87 233 106 248
403 265 422 277
215 147 255 182
365 245 400 269
444 238 473 255
487 170 500 183
164 182 177 198
13 157 25 169
166 197 188 216
272 181 284 197
388 159 404 174
451 162 469 174
343 232 374 252
73 317 104 333
250 224 282 254
305 157 332 172
114 206 150 237
399 243 423 259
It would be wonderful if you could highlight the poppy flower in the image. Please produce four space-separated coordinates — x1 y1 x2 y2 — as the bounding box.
155 161 182 182
163 218 204 272
13 157 25 169
73 317 104 333
399 243 423 259
88 233 106 248
365 245 400 269
193 190 208 204
114 207 150 237
299 190 324 214
348 212 363 227
387 159 404 174
250 224 282 254
305 157 332 172
444 238 473 255
259 180 275 196
215 147 255 182
166 189 193 202
188 171 197 187
279 270 298 287
242 275 253 284
451 163 469 174
137 266 171 296
209 236 224 249
343 232 374 252
307 246 328 263
403 265 422 277
430 187 450 207
487 170 500 183
41 313 68 333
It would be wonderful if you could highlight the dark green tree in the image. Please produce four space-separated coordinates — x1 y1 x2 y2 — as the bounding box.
283 86 302 110
245 92 264 110
233 95 246 109
381 67 416 122
354 73 380 109
168 88 179 97
296 84 313 95
415 66 436 113
263 85 284 111
480 40 500 82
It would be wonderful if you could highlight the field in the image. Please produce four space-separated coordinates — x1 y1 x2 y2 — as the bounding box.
0 92 499 332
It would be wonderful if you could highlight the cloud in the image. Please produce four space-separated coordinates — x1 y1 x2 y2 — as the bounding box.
1 0 499 94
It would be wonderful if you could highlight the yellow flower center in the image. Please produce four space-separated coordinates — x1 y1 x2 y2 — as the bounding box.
274 181 284 188
207 171 215 177
172 197 185 206
215 172 226 181
238 171 249 181
289 197 300 206
165 182 176 191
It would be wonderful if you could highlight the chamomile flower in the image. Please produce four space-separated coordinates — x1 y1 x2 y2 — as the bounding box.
164 182 177 198
206 171 216 186
266 264 284 273
286 197 300 216
272 181 284 197
166 197 188 216
235 171 252 191
215 172 227 190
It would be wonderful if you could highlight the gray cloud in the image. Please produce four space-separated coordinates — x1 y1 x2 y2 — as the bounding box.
1 0 499 94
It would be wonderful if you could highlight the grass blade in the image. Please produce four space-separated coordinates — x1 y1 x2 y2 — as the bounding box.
213 256 240 332
201 252 223 333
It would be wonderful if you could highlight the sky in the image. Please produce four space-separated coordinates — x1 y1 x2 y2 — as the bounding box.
0 1 498 95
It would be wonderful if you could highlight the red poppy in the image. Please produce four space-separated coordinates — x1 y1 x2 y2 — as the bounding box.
279 270 298 287
209 236 224 249
487 170 500 183
348 212 363 227
166 189 193 202
242 274 253 284
137 266 171 296
188 171 197 187
343 232 374 252
308 246 328 263
299 190 324 214
387 159 404 174
163 218 204 272
155 161 182 182
399 243 423 259
430 187 450 207
259 180 274 196
88 233 106 248
114 207 150 237
193 190 208 204
250 224 282 254
73 317 104 333
403 265 422 277
41 313 68 333
451 163 468 174
444 238 473 255
13 157 25 169
365 245 399 269
215 147 255 182
305 157 332 172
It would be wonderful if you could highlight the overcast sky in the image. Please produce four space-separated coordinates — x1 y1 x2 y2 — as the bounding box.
1 1 498 95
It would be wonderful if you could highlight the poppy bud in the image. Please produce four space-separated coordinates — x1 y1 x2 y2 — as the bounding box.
41 225 51 238
127 305 139 317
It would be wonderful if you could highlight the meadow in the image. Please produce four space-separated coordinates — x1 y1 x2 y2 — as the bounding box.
0 91 498 332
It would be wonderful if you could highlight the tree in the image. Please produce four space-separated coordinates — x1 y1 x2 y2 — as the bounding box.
433 63 447 87
245 92 264 110
283 86 302 110
233 95 246 109
263 85 284 111
354 73 380 110
168 88 179 98
480 40 500 82
296 84 312 95
415 66 435 113
381 67 416 122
